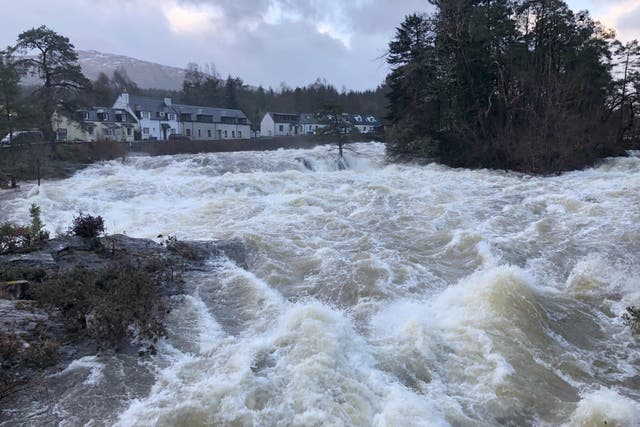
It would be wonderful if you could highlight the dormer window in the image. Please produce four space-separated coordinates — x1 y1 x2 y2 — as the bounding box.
355 115 362 122
167 113 176 121
140 111 151 120
97 112 109 121
83 111 89 120
367 116 375 123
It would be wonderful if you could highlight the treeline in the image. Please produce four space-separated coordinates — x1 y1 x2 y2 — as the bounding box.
386 0 640 172
85 65 388 129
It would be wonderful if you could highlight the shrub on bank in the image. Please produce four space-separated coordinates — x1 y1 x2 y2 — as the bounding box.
0 204 49 254
34 264 166 349
68 212 105 238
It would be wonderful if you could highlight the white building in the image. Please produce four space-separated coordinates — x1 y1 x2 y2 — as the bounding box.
113 94 179 141
174 104 251 140
114 93 250 141
299 113 326 134
260 112 301 137
350 114 382 134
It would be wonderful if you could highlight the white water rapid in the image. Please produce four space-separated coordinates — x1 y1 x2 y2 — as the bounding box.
1 143 639 426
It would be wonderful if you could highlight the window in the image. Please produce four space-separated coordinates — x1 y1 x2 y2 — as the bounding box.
126 128 132 136
186 129 191 137
232 131 235 138
238 131 242 138
143 127 149 135
198 129 201 138
88 127 94 135
83 112 89 120
105 129 112 136
224 130 228 138
168 113 176 121
279 125 284 132
141 111 150 120
207 129 211 138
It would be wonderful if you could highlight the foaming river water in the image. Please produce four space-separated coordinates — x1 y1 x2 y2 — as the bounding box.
1 143 639 426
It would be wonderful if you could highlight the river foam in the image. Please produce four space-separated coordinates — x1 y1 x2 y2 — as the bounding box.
1 142 638 426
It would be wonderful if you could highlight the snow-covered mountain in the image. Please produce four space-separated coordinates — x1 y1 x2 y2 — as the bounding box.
76 50 188 90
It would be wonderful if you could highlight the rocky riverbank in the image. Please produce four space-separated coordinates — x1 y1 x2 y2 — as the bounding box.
0 234 245 418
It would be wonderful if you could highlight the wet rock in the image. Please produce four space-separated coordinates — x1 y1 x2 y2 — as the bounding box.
0 250 57 271
0 280 30 300
185 239 248 268
295 157 314 170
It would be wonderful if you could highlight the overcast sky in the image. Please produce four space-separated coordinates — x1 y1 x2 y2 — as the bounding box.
1 0 639 91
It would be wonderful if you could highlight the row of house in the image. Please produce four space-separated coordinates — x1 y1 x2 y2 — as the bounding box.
260 112 383 137
51 93 383 143
53 93 251 143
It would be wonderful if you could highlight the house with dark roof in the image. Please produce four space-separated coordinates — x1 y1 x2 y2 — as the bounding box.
113 93 250 141
172 104 250 140
350 114 382 134
113 94 179 141
299 113 326 135
52 106 137 142
260 112 302 137
260 112 382 137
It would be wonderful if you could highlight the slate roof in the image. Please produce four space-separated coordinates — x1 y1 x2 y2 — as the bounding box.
298 113 321 125
349 114 381 128
172 104 250 124
128 96 174 116
77 107 136 124
268 112 300 124
126 95 250 124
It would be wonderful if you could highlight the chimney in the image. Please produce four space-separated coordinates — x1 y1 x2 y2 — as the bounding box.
164 97 172 106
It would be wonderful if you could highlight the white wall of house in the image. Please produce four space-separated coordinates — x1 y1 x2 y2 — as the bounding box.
217 123 250 140
259 114 297 136
52 113 96 142
260 113 276 137
355 124 376 133
301 123 325 134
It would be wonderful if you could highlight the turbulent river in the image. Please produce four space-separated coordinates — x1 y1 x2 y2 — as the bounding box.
1 142 640 426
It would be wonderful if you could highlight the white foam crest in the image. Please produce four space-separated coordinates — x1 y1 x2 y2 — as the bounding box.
54 356 105 386
117 300 450 426
370 266 583 422
565 387 640 427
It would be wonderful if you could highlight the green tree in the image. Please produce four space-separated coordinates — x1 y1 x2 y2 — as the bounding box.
317 104 353 159
610 40 640 144
11 26 90 146
386 0 623 172
224 75 241 109
0 49 24 141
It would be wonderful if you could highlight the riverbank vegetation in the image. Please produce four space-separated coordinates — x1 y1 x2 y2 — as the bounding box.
385 0 640 173
0 208 176 405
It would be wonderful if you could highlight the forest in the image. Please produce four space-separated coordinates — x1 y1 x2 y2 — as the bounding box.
385 0 640 172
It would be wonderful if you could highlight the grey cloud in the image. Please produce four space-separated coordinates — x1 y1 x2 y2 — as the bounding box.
616 4 640 31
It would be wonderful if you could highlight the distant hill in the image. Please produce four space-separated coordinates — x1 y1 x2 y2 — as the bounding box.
20 50 188 90
77 50 188 90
